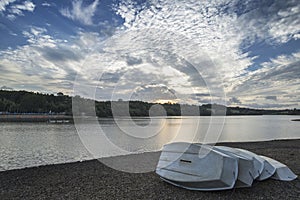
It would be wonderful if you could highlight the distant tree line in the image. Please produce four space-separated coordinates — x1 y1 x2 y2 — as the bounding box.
0 90 72 114
0 90 299 116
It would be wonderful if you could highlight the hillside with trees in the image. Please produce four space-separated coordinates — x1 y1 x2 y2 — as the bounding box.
0 90 299 117
0 90 72 114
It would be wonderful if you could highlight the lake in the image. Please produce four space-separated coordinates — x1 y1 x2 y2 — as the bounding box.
0 115 299 171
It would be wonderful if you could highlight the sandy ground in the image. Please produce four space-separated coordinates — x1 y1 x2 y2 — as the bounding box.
0 139 299 199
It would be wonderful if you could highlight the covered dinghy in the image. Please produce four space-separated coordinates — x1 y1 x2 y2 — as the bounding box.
234 148 265 177
156 142 238 191
213 146 257 188
260 156 297 181
257 156 276 181
214 146 264 180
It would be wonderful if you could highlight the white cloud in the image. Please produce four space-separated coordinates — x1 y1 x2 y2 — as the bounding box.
0 0 16 12
41 2 51 7
11 0 35 12
115 0 254 79
0 27 93 94
228 51 300 108
22 27 56 47
2 0 36 20
114 0 300 107
237 0 300 44
110 0 254 104
132 83 178 102
60 0 99 25
267 3 300 43
1 0 299 108
7 14 16 20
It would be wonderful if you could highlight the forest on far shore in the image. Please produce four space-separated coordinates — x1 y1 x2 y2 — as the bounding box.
0 90 299 117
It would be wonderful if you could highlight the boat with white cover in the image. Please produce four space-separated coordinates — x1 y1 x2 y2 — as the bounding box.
228 148 276 181
260 156 297 181
213 146 256 187
256 156 276 181
156 142 238 191
214 146 264 179
234 148 265 176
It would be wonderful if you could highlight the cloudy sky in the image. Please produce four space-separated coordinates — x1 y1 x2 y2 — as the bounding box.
0 0 299 109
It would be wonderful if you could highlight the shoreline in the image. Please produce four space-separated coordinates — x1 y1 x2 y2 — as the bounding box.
0 114 299 123
1 138 300 173
0 114 72 123
0 139 299 199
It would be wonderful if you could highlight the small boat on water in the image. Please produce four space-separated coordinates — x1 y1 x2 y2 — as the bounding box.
260 156 297 181
156 142 238 191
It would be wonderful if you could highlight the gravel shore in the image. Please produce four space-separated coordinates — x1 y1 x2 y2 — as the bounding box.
0 139 299 199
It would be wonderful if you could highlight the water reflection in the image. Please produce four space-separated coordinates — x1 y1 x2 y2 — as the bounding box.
0 115 299 171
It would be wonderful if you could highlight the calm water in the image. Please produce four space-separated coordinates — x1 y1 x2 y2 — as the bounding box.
0 115 299 171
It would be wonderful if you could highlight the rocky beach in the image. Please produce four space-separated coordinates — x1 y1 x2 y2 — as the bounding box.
0 139 299 199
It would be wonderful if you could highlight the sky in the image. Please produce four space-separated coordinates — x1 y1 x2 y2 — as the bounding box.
0 0 299 109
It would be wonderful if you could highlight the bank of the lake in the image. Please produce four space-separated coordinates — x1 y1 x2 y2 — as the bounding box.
0 139 299 200
0 114 72 122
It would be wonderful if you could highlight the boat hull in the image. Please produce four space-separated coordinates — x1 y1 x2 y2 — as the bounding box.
257 158 276 181
260 156 297 181
213 146 256 188
156 142 238 191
